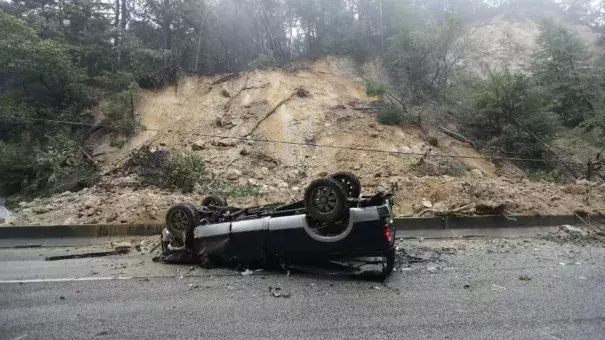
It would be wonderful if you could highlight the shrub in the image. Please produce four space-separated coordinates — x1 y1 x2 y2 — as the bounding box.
103 81 140 136
167 151 207 193
0 135 99 197
460 70 559 162
365 80 388 97
125 148 207 193
248 51 277 69
378 105 407 125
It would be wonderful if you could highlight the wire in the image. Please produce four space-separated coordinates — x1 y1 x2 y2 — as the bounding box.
2 115 551 162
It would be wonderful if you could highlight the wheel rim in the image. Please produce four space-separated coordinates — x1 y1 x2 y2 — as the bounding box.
311 186 338 214
169 210 189 232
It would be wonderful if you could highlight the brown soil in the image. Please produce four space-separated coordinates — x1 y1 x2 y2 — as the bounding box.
5 57 605 226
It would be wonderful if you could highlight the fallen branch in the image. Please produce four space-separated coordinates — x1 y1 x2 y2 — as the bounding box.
417 203 476 217
45 249 130 261
439 126 476 148
212 73 239 85
244 88 300 137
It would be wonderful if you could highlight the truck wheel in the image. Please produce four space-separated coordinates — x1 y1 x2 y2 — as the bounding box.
382 248 396 279
304 178 347 222
329 172 361 198
201 195 228 207
165 203 199 248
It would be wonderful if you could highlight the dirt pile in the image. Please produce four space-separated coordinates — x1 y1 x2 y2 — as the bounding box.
5 56 605 226
463 15 600 76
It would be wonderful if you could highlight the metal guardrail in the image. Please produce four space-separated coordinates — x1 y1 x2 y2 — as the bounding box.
1 214 603 239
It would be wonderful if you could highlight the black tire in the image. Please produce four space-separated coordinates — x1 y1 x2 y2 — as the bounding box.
382 248 395 279
329 172 361 198
201 195 228 207
304 178 348 222
165 203 200 247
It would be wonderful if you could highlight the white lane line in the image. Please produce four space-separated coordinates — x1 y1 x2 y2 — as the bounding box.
0 276 133 284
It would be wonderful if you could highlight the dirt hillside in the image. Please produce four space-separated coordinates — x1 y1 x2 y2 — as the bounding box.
6 54 605 226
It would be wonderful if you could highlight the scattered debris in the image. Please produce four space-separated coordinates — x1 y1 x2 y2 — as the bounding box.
241 269 254 276
221 88 231 98
296 87 310 97
559 224 587 236
519 275 532 281
149 243 161 254
491 284 506 292
45 249 129 261
463 284 471 289
59 296 66 300
269 287 291 298
371 285 381 290
113 242 132 252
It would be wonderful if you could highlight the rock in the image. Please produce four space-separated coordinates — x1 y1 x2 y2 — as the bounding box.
159 142 167 146
33 205 53 214
227 169 242 180
107 213 118 222
221 88 231 98
352 165 361 171
292 186 300 192
240 147 250 156
18 201 28 208
248 178 258 186
576 179 595 186
277 180 289 188
238 178 247 186
316 171 328 178
84 197 101 210
214 139 237 147
470 169 484 178
230 118 243 127
370 133 379 138
114 242 132 252
192 140 206 151
560 224 587 236
0 218 5 224
421 199 433 208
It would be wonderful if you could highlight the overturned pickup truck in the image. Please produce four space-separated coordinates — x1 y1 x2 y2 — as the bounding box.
160 172 396 279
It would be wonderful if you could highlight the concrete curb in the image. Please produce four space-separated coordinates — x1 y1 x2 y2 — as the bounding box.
1 214 603 239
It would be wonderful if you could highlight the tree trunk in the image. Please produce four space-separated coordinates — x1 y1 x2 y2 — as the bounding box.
114 0 120 70
194 0 204 72
379 0 384 52
163 0 171 67
121 0 127 30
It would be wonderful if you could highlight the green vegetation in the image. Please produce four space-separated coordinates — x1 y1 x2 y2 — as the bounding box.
126 148 207 193
249 51 278 69
365 80 388 97
460 69 560 161
378 105 408 126
2 0 605 198
166 151 207 193
0 5 160 197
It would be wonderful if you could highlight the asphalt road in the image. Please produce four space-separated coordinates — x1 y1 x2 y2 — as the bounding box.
1 237 604 340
